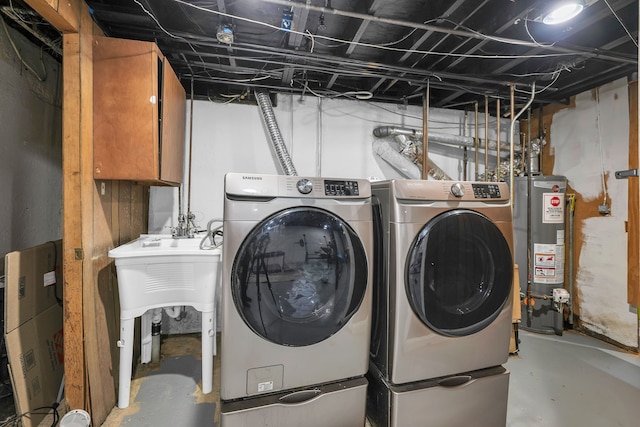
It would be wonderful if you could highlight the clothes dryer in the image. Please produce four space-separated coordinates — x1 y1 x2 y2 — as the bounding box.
371 179 514 384
220 173 373 424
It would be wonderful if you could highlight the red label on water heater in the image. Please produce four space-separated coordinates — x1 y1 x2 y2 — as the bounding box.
543 193 565 223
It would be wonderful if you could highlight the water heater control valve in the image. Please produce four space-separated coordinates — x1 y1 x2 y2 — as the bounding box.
552 288 570 304
450 183 465 198
296 178 313 194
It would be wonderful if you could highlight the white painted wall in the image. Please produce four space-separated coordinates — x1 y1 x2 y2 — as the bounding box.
149 94 512 232
0 24 62 259
551 78 637 348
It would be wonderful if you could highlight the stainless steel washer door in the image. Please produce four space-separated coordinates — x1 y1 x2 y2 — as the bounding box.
231 207 368 346
406 209 513 337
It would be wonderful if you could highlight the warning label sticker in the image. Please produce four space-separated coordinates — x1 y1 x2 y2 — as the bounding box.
542 193 565 223
536 253 555 267
534 243 565 284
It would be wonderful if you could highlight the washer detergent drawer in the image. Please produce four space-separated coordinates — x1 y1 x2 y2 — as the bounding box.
221 377 367 427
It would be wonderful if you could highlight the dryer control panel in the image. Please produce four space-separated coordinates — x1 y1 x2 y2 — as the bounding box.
471 183 502 199
324 180 360 196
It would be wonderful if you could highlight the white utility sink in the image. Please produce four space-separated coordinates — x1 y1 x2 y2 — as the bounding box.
108 234 222 408
110 233 216 256
108 234 221 317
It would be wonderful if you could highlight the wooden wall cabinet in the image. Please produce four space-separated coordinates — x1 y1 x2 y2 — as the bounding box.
93 36 186 185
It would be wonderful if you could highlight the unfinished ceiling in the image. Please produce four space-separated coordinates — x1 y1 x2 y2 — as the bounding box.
5 0 640 110
0 0 62 60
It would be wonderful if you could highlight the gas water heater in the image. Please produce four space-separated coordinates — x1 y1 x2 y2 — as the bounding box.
513 175 568 334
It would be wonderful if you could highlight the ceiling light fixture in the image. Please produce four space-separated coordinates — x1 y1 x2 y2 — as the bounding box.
216 23 234 44
542 0 585 25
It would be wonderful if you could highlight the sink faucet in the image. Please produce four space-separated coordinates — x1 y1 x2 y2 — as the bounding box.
172 212 196 238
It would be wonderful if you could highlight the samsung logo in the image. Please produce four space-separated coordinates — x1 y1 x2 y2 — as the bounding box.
242 176 262 180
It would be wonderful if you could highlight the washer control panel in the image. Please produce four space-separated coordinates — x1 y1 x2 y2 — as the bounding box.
324 180 360 196
224 173 371 198
471 183 502 199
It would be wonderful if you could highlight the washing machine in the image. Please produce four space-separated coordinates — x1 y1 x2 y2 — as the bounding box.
370 179 514 385
220 173 373 426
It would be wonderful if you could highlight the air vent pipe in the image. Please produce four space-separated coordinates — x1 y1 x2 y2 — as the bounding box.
255 90 298 176
372 137 450 180
373 126 520 152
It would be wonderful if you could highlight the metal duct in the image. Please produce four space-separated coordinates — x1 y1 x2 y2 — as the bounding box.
373 138 421 179
372 137 450 180
255 90 298 176
373 126 520 152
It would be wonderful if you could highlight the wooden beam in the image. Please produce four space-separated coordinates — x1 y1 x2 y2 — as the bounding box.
24 0 79 33
62 30 85 411
33 0 152 422
57 0 86 412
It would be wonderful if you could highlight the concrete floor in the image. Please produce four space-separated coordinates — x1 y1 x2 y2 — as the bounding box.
92 328 640 426
507 330 640 426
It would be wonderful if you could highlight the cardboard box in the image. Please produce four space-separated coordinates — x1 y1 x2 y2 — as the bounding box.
5 305 63 426
4 241 62 334
4 241 63 427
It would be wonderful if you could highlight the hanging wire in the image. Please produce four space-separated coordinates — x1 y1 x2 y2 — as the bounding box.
0 15 46 81
602 0 639 48
168 0 578 61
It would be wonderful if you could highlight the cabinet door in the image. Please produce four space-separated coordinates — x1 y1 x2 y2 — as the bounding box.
159 58 186 184
93 36 185 185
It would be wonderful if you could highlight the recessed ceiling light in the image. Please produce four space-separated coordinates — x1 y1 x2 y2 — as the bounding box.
542 0 585 25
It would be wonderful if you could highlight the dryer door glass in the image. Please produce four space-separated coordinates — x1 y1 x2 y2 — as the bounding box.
406 209 512 336
232 207 368 346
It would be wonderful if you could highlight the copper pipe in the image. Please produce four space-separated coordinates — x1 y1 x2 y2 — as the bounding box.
187 77 195 214
422 81 430 180
474 102 479 180
463 111 468 181
484 95 489 181
496 98 501 181
510 85 515 208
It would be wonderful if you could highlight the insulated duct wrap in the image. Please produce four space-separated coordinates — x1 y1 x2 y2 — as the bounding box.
373 126 520 152
373 138 421 179
255 90 297 176
372 138 451 180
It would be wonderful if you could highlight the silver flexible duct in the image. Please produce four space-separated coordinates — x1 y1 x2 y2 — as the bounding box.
373 126 520 152
255 90 298 176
